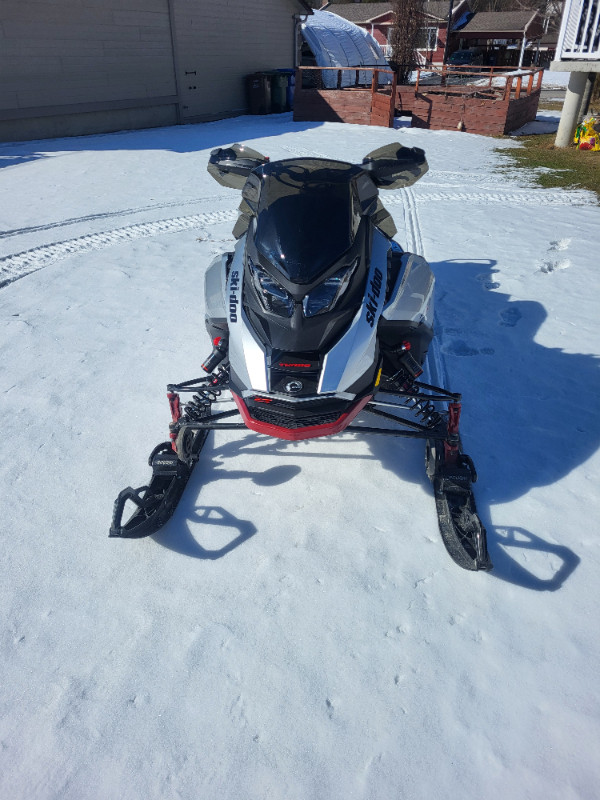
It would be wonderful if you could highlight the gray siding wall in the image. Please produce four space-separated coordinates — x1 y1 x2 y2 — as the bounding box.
0 0 304 141
0 0 179 140
172 0 301 122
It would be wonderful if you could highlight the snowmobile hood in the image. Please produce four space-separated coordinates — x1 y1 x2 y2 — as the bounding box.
250 159 372 285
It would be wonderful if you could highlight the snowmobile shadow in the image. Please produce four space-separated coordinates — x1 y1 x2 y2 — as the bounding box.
485 526 580 591
152 435 302 559
421 257 597 582
155 505 259 560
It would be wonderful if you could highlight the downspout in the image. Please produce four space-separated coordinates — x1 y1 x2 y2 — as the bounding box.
442 0 455 65
518 36 527 67
519 12 538 68
166 0 183 124
294 14 310 68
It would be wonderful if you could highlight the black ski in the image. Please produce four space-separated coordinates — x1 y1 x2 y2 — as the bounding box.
109 427 208 538
426 439 492 571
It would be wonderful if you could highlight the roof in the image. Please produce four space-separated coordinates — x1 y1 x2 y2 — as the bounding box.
459 10 541 35
326 3 394 23
327 1 468 24
423 1 469 22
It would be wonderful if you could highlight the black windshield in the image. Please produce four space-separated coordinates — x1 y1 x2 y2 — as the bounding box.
253 159 363 284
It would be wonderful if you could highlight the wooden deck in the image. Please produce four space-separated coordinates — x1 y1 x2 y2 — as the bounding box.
293 66 543 136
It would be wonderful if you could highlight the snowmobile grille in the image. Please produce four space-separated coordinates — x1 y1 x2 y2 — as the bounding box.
248 406 344 429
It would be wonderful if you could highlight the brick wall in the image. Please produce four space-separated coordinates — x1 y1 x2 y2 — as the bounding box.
411 91 508 135
293 87 373 124
295 75 541 136
503 91 540 133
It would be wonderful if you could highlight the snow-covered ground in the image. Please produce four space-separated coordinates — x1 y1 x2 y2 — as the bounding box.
1 112 599 800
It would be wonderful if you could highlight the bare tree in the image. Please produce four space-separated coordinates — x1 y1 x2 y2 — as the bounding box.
389 0 425 83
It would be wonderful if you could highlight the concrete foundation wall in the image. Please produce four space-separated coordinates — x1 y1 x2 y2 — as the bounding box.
0 104 178 143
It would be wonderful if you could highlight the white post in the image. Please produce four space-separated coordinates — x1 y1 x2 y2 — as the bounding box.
518 37 527 68
555 71 589 147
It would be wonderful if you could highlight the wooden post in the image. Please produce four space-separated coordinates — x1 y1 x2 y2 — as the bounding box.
537 68 543 89
488 66 494 88
504 76 513 102
515 75 522 99
389 71 397 127
371 70 379 93
337 69 342 90
527 71 534 95
415 68 421 94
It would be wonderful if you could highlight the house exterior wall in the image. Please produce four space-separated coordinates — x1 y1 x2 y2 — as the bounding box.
369 24 389 48
172 0 300 123
0 0 302 142
0 0 179 141
353 16 448 64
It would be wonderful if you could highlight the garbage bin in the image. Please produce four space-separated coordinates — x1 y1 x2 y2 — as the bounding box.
245 73 271 115
269 71 289 113
277 68 296 110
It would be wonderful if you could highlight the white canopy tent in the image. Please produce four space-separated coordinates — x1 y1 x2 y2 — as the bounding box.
301 10 392 88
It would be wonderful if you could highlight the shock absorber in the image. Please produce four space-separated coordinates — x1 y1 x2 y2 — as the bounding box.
182 384 223 421
401 391 442 428
390 342 442 428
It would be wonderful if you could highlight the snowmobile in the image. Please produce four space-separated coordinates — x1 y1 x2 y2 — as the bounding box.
110 142 492 571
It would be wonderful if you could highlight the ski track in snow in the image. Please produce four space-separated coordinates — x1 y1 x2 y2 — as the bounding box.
390 188 593 206
0 194 231 240
0 173 593 292
0 209 238 289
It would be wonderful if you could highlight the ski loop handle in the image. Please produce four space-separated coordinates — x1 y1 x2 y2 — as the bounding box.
110 485 149 537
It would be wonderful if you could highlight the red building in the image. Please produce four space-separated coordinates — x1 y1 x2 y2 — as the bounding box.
326 1 474 64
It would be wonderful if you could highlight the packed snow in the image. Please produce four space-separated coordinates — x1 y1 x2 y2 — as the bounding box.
1 110 599 800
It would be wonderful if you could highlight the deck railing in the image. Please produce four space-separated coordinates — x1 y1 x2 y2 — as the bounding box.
556 0 600 59
297 65 395 90
412 65 544 100
296 65 543 101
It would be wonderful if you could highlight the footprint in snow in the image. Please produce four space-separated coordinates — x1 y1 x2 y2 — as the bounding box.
442 340 495 357
539 239 571 273
476 271 501 290
499 307 522 327
539 259 571 274
548 238 571 251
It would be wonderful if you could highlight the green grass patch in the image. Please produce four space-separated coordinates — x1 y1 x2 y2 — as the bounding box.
496 132 600 200
537 101 565 111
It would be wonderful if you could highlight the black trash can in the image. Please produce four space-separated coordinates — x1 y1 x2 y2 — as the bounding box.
245 73 271 115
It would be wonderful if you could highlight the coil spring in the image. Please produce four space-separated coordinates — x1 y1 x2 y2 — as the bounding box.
391 374 442 428
404 397 442 428
402 394 441 428
183 386 222 421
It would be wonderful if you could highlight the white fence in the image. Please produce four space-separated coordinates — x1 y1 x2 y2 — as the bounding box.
556 0 600 59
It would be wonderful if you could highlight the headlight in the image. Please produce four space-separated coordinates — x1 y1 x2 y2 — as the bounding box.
248 257 294 318
302 259 358 317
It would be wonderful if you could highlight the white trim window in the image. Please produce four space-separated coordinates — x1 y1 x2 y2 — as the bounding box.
416 26 438 51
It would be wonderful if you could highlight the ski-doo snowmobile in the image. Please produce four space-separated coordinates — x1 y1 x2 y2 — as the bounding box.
110 143 492 571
